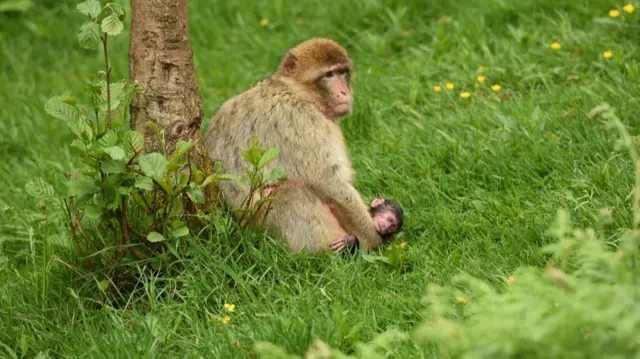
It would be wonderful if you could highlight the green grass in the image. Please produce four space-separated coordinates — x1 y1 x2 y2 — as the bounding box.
1 0 640 357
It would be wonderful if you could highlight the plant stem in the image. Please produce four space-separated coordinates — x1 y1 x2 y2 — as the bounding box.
118 196 130 257
102 35 112 129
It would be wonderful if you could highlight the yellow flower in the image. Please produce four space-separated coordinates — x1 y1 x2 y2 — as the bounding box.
609 9 621 17
476 75 486 83
550 42 561 50
433 85 442 92
460 91 471 99
624 3 635 13
220 315 231 324
491 84 502 92
603 50 613 59
224 303 236 312
507 276 515 284
445 82 454 90
456 296 468 303
259 18 269 27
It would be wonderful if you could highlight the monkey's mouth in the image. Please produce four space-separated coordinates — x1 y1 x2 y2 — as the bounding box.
334 103 352 115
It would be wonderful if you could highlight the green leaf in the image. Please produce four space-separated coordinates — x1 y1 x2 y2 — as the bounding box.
243 147 265 167
71 140 87 152
97 130 118 148
68 115 93 141
0 0 34 13
77 22 101 49
25 178 55 200
139 153 167 178
187 188 205 204
67 177 99 198
145 121 161 137
118 186 134 195
170 219 185 229
104 146 126 160
361 253 389 264
101 13 123 36
154 177 174 195
134 176 154 191
384 243 406 266
101 158 126 173
166 163 182 172
177 172 189 190
84 204 103 219
63 96 77 105
107 81 125 104
258 148 280 168
44 96 81 122
170 140 195 163
124 130 144 153
171 226 189 238
76 0 101 17
264 167 285 182
146 231 166 243
200 175 218 188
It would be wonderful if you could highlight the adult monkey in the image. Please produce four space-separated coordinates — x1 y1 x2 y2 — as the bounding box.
204 38 383 253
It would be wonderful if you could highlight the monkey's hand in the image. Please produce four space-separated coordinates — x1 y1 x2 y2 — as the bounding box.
330 234 358 252
312 182 382 250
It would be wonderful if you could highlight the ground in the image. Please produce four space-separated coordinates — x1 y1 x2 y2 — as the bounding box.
1 0 639 357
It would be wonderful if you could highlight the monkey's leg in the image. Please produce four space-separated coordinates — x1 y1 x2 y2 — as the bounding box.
264 185 344 254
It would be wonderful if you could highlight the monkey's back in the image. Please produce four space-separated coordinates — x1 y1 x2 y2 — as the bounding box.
204 79 353 210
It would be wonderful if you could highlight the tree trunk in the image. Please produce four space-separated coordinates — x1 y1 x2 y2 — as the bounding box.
128 0 205 159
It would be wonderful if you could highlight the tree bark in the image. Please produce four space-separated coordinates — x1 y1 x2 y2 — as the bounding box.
129 0 205 158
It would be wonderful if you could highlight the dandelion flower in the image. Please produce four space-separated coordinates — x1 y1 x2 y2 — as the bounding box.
445 82 454 90
259 18 269 27
460 91 471 99
603 50 613 59
433 85 442 92
491 84 502 92
507 276 516 284
609 9 621 17
476 75 486 83
624 3 635 13
224 303 236 312
550 42 561 50
456 296 468 303
220 315 231 324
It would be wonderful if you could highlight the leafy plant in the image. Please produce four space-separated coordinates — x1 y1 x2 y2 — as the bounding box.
19 0 286 292
20 0 223 288
222 135 286 229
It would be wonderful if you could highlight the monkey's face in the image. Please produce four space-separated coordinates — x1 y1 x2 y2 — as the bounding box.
373 210 399 236
370 198 403 237
314 65 353 119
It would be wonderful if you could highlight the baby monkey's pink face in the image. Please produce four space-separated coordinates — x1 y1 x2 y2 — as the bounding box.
370 198 399 236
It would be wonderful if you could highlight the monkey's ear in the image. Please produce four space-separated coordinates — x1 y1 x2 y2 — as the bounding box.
371 198 385 208
282 52 298 76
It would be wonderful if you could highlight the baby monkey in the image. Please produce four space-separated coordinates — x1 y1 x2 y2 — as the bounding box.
328 198 404 252
263 182 404 252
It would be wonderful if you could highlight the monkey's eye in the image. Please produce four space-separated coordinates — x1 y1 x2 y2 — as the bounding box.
324 71 334 78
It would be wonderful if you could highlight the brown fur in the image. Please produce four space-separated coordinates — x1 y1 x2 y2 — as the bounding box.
204 38 382 253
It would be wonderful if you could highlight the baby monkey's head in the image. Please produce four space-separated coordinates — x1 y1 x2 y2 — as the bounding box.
369 198 404 241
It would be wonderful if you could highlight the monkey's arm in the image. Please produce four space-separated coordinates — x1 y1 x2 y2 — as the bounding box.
281 137 382 250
